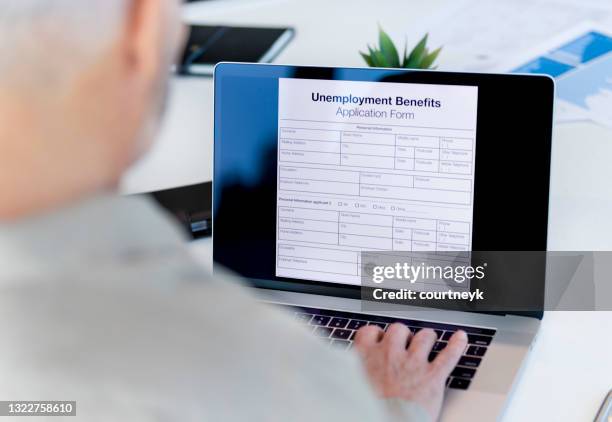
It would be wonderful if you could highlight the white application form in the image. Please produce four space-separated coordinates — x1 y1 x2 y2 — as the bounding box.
275 78 478 286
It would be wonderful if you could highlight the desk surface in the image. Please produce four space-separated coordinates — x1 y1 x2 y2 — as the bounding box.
122 0 612 419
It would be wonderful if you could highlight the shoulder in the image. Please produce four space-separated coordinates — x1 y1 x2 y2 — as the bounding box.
0 273 390 420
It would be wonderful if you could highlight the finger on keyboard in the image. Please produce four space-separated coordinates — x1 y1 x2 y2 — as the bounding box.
431 330 468 378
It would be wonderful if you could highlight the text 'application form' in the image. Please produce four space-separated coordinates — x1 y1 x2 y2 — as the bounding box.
276 78 479 286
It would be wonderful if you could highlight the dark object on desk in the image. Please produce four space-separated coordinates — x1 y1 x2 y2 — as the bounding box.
146 182 212 239
178 25 294 76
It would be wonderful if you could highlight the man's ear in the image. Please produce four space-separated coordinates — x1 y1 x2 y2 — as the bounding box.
122 0 166 83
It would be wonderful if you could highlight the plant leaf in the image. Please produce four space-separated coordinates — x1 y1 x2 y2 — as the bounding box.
360 51 374 67
371 50 388 68
361 30 442 69
366 45 384 66
405 33 429 68
401 37 409 67
419 46 442 69
406 51 424 68
378 27 400 68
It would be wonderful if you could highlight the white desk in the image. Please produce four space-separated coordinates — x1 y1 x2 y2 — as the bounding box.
121 0 612 420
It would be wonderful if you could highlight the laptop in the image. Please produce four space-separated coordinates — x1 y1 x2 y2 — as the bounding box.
212 63 554 421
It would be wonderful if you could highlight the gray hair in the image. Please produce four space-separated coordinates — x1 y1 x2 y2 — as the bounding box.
0 0 128 87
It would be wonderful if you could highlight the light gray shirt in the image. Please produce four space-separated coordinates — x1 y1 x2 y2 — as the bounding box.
0 195 429 422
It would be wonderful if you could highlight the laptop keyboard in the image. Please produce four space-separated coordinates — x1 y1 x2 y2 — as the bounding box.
289 306 496 390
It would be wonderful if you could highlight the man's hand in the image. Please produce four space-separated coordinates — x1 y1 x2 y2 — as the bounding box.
354 323 468 421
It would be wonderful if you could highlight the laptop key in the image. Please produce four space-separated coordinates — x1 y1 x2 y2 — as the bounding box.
428 352 438 362
442 332 493 346
466 345 487 357
432 341 447 352
314 327 333 337
310 316 331 326
368 322 387 330
467 334 493 346
451 367 476 379
331 329 352 340
449 377 471 390
329 318 349 329
347 319 368 330
295 313 313 324
349 330 357 341
441 331 454 341
458 356 482 368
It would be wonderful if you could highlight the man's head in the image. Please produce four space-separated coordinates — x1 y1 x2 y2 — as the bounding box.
0 0 185 219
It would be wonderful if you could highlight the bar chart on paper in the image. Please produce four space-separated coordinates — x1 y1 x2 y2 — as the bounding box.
510 27 612 128
275 78 479 286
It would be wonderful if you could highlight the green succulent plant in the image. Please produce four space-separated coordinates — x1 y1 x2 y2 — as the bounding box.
360 27 442 69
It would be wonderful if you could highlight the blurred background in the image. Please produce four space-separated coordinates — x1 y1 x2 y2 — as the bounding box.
122 0 612 251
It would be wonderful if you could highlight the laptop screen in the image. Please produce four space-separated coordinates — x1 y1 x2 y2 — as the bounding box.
213 64 553 315
275 78 477 286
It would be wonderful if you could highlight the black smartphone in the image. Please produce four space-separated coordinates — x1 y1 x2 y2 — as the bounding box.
178 25 294 75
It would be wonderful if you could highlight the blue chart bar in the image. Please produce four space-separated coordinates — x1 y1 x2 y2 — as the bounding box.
513 30 612 120
513 31 612 78
513 56 574 77
553 31 612 64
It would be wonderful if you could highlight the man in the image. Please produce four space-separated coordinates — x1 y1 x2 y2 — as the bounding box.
0 1 467 421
